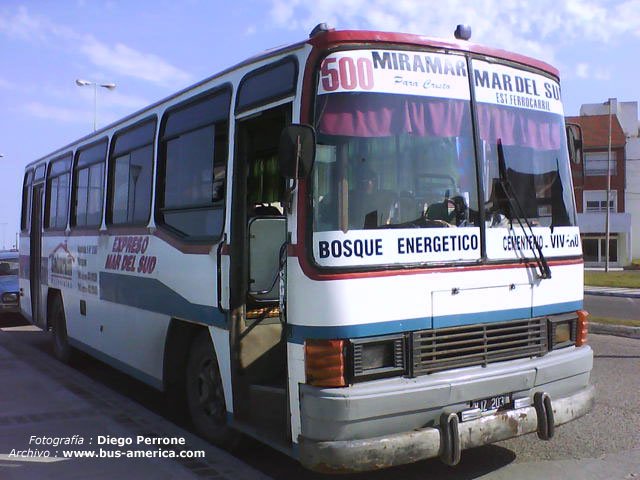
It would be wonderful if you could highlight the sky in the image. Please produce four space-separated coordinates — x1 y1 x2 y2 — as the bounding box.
1 0 639 249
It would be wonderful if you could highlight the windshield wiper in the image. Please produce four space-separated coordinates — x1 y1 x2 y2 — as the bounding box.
497 140 551 280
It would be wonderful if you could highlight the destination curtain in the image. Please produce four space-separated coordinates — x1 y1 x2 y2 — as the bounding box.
317 93 561 150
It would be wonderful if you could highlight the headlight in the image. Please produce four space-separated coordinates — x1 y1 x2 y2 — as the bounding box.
349 334 406 382
547 314 577 350
1 292 19 304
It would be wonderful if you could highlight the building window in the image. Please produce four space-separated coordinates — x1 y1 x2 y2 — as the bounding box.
582 236 617 263
584 151 616 176
584 190 617 212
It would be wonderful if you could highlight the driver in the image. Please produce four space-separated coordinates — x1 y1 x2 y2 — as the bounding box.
348 164 395 229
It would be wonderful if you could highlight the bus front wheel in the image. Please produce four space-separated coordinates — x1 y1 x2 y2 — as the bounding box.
186 332 238 447
50 296 72 363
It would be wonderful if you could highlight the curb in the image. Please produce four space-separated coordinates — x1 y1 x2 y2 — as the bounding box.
589 322 640 340
584 290 640 299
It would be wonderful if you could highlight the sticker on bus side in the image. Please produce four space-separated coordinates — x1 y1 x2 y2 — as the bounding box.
471 59 564 115
318 50 471 100
313 228 481 267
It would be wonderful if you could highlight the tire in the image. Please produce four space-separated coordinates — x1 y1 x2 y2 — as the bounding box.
50 296 72 363
186 332 239 447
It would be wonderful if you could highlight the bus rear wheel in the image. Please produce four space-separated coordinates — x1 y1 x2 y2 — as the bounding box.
50 296 72 363
186 332 238 447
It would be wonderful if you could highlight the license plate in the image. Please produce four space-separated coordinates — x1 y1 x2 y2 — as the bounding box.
470 393 512 412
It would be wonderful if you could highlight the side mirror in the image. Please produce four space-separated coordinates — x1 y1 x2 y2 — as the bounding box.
566 123 583 165
279 124 316 180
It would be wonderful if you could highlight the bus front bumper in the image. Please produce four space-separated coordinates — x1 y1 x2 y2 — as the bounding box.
298 385 594 473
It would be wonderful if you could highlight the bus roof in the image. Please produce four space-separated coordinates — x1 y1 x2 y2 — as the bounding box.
308 29 559 77
25 27 558 169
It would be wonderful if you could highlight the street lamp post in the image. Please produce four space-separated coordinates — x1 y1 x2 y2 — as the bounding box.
75 79 116 131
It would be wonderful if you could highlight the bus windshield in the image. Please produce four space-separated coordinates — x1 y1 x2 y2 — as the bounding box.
313 93 478 232
310 49 578 267
472 59 576 231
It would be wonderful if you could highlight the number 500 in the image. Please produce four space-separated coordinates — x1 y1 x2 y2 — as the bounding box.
321 56 374 91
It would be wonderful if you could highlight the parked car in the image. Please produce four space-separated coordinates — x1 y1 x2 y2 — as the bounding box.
0 251 20 315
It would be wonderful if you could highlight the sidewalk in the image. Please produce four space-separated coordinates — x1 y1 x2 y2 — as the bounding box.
584 286 640 298
0 325 270 480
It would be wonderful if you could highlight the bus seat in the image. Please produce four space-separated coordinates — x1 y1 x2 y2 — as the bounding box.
426 201 451 222
251 203 282 216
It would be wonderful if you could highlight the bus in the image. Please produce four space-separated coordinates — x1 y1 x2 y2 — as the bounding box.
19 23 593 472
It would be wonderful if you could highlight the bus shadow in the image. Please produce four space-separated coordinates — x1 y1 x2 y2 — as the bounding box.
239 439 517 480
0 313 30 329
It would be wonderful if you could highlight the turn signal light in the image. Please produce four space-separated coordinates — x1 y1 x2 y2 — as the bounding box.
576 310 589 346
305 339 347 387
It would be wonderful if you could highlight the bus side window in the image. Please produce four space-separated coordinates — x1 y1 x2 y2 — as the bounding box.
108 118 156 226
72 140 107 228
45 154 72 231
157 87 231 241
21 170 34 232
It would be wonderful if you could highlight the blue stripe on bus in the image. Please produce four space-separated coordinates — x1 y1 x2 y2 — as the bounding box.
99 272 226 328
97 272 582 345
69 338 164 390
287 300 584 344
532 300 583 317
288 316 432 343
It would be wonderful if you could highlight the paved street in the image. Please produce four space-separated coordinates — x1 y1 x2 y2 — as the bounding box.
584 294 640 321
1 312 638 480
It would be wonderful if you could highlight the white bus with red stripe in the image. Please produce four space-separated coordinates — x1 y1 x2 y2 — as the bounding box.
20 24 592 472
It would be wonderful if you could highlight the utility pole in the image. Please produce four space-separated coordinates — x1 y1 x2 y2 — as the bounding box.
605 99 613 272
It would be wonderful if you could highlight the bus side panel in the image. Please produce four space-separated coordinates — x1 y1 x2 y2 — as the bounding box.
47 235 103 351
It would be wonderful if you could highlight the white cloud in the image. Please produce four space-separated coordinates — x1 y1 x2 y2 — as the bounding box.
79 39 191 87
576 63 590 79
22 102 88 123
21 100 126 130
74 86 150 111
573 62 611 81
0 6 191 87
267 0 640 65
0 77 13 89
0 6 45 41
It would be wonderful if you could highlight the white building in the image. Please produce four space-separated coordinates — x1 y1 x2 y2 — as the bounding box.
578 99 639 263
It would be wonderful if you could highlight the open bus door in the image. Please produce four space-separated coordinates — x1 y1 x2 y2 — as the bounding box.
29 183 44 327
230 105 291 447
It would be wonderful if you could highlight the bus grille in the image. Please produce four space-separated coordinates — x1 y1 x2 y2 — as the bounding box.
411 318 548 376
